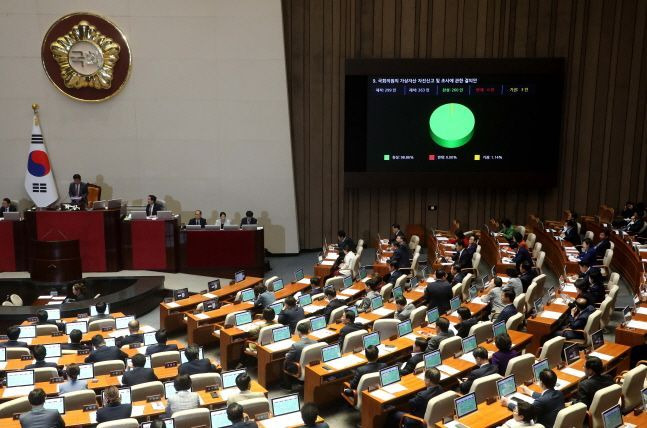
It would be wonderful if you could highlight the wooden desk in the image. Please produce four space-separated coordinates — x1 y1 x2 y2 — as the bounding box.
530 221 579 276
615 304 647 347
525 302 569 354
121 217 179 272
436 400 513 428
0 218 27 272
186 302 254 345
313 250 338 278
19 312 127 326
624 410 647 425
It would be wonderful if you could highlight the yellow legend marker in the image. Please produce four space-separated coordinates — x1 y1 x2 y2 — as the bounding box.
474 154 481 160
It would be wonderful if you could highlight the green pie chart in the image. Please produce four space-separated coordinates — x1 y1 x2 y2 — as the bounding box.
429 103 475 148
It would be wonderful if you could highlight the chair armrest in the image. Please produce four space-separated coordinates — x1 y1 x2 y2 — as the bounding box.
535 346 543 358
283 362 301 379
399 413 427 428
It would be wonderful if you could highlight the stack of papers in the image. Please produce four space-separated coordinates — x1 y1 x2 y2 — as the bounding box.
561 367 586 378
264 340 295 352
203 293 217 299
371 308 394 317
459 353 477 364
341 288 361 296
369 389 395 401
401 333 421 342
511 392 534 404
166 302 180 308
3 386 34 397
310 329 335 339
356 317 371 325
320 260 335 266
297 278 311 284
109 329 130 338
325 254 338 260
562 284 577 293
382 383 406 394
38 295 52 300
589 351 613 361
627 320 647 330
436 236 449 241
539 311 563 320
131 405 145 417
636 307 647 315
259 413 305 428
46 301 62 306
303 304 321 314
327 354 364 370
218 388 241 400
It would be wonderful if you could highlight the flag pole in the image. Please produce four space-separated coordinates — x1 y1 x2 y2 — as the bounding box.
32 103 39 126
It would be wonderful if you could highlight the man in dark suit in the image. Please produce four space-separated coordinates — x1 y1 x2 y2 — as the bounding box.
0 325 29 348
510 242 532 269
19 388 64 428
88 301 113 324
389 223 406 245
227 403 258 428
559 297 595 340
384 261 403 286
426 317 454 351
188 210 207 228
61 329 89 351
68 174 88 205
117 319 143 348
587 269 606 305
400 337 428 376
563 219 581 245
495 290 518 324
85 335 128 363
145 329 178 355
278 296 305 334
122 354 158 387
394 368 444 428
424 269 453 314
459 347 498 393
240 211 257 226
594 229 612 259
282 323 317 389
97 386 133 423
337 309 365 349
578 238 597 266
466 235 479 258
348 345 387 390
308 277 324 296
322 287 344 324
25 345 59 370
519 263 537 292
453 240 471 270
0 198 17 217
337 230 355 252
392 235 411 269
145 195 163 216
32 309 63 331
449 263 466 286
502 368 564 428
573 356 614 407
178 344 218 376
577 261 593 283
455 307 479 339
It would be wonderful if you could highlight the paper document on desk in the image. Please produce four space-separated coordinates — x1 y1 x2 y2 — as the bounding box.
166 302 180 308
217 388 241 400
325 253 337 260
203 293 217 299
444 420 472 428
636 307 647 315
0 362 6 370
436 236 449 241
561 367 586 378
341 288 361 296
356 316 371 325
51 296 66 300
626 320 647 330
46 301 62 305
470 297 485 305
236 322 262 332
195 313 210 320
109 328 130 338
371 307 394 317
370 389 395 401
297 278 311 284
401 333 420 342
555 378 569 390
320 260 335 266
2 386 34 397
539 311 563 320
151 402 165 410
89 412 97 424
511 392 534 404
264 340 295 352
500 277 510 283
131 405 145 417
382 383 407 394
552 298 570 306
303 304 322 314
361 277 371 283
38 295 52 300
260 413 305 428
141 325 156 333
327 354 364 370
561 284 577 293
588 352 613 361
459 353 476 364
310 329 335 339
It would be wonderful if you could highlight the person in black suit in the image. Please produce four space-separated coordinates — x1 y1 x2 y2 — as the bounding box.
97 386 132 423
558 297 596 340
391 235 411 269
308 277 324 296
0 198 17 217
145 329 178 355
32 309 64 332
510 242 532 270
61 329 89 351
70 283 89 302
19 388 64 428
145 195 163 216
178 344 218 376
68 174 88 205
384 261 403 286
455 307 479 339
300 403 329 428
322 287 344 324
25 345 59 370
495 290 518 325
453 240 471 270
85 335 128 363
88 301 113 324
337 230 355 252
625 212 645 234
227 403 258 428
563 219 581 245
465 235 479 257
577 261 593 283
0 325 29 348
578 238 597 266
278 296 306 334
337 309 365 349
400 337 428 376
393 368 444 428
122 354 158 387
347 345 387 391
424 269 453 314
459 347 498 393
188 210 207 228
425 317 454 351
519 262 537 292
573 356 614 407
593 229 611 259
502 368 564 428
240 211 257 226
449 263 466 286
117 319 143 348
389 223 406 245
587 269 606 305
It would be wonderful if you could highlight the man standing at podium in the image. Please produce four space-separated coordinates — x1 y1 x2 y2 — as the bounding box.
68 174 87 206
146 195 163 216
188 210 207 228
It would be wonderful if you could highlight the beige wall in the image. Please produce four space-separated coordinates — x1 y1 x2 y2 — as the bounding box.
0 0 299 253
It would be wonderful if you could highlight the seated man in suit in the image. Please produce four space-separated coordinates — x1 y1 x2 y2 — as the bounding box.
61 329 89 351
587 269 606 305
122 354 158 386
0 325 29 348
383 261 403 287
400 337 428 376
337 309 365 349
466 234 479 257
426 317 454 351
578 238 597 266
346 345 386 392
519 262 537 292
19 388 64 428
453 240 471 270
226 373 265 405
389 223 406 246
240 210 257 226
69 282 89 302
1 198 17 217
215 211 231 228
425 269 453 314
25 345 59 370
85 335 128 363
459 346 498 393
558 297 595 340
145 195 163 216
227 403 258 428
179 344 218 376
301 403 329 428
593 229 612 259
253 283 275 310
577 261 593 283
393 368 444 428
455 307 479 338
282 323 316 389
625 211 645 234
32 309 63 332
510 241 532 269
278 296 305 334
502 368 564 428
59 363 87 394
449 263 466 287
88 301 113 324
68 174 88 206
117 319 143 348
394 297 416 322
308 276 324 296
322 287 345 324
572 356 614 407
145 329 178 355
495 290 518 325
188 210 207 228
97 386 132 423
562 219 581 245
391 235 411 269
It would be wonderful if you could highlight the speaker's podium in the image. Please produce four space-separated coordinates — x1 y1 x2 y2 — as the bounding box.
30 239 82 284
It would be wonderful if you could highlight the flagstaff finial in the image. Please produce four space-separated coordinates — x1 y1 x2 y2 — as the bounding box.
32 103 39 113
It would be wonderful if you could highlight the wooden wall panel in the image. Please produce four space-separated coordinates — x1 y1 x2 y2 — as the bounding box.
282 0 647 249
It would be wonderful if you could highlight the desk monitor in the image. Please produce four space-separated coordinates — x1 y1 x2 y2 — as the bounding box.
272 278 284 292
2 212 20 221
623 306 632 323
44 397 65 414
492 320 507 338
310 316 326 332
591 329 604 350
18 325 36 339
564 344 580 365
532 359 550 382
426 308 439 324
78 363 94 380
116 315 136 330
174 288 189 300
90 304 110 317
127 356 151 369
235 312 253 326
44 344 61 358
547 286 556 301
601 404 624 428
379 365 401 388
210 409 233 428
370 295 384 310
421 266 429 279
203 299 218 311
181 347 203 364
409 276 419 289
143 332 158 346
454 392 478 419
107 199 122 209
103 387 131 405
222 369 246 389
397 320 413 337
496 374 517 398
392 286 404 301
223 224 239 231
533 298 544 315
461 335 477 355
164 381 177 399
272 325 291 343
6 370 34 387
0 348 5 362
234 270 245 283
240 289 255 302
185 224 201 230
156 211 173 220
362 332 380 349
424 350 442 369
65 320 88 334
269 302 283 316
318 254 323 263
131 211 146 220
104 338 116 347
294 268 305 282
359 266 367 280
298 294 312 307
208 279 221 291
449 296 461 312
468 286 478 301
241 224 257 230
481 274 491 289
322 344 342 363
342 275 353 289
271 393 300 417
45 308 61 321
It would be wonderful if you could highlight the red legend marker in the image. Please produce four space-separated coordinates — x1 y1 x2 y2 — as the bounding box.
428 154 436 161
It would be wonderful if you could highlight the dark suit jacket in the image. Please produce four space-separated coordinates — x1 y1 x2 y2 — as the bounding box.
575 374 614 407
146 202 163 216
588 282 606 305
117 333 143 348
323 298 345 324
285 337 317 364
520 270 537 292
61 342 89 351
512 247 532 269
424 280 453 314
338 322 364 349
460 363 498 393
495 304 518 325
566 305 595 330
85 345 128 363
530 389 565 428
145 343 178 356
389 230 406 245
338 236 355 252
392 244 411 268
455 317 479 339
593 239 611 258
278 307 306 334
426 330 454 352
19 407 64 428
96 403 132 423
578 248 597 266
68 182 88 204
0 340 29 348
385 270 403 286
564 227 581 245
122 367 158 387
188 218 207 228
453 249 471 270
409 385 444 418
231 422 258 428
349 361 387 389
36 320 64 332
178 358 217 376
400 352 424 376
240 217 257 225
450 271 466 286
0 204 17 217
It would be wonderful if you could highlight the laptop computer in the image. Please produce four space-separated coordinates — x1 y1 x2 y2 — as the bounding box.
272 278 284 292
127 356 151 369
496 374 517 399
454 392 478 419
92 200 108 210
449 296 461 312
426 308 439 324
564 343 580 365
379 365 401 388
181 347 203 364
370 295 384 311
43 397 65 414
534 298 544 315
269 301 283 316
392 286 404 301
164 381 177 399
221 369 246 389
492 320 507 338
208 279 221 291
90 304 111 316
601 404 626 428
156 211 173 220
271 393 300 417
623 306 632 323
143 332 158 346
2 212 20 221
104 338 116 347
468 286 478 301
461 335 478 355
342 275 353 289
362 332 380 349
174 288 189 300
65 320 88 334
0 348 6 362
423 350 442 369
235 312 253 327
6 370 34 387
294 268 305 282
298 294 312 307
44 308 61 321
591 329 604 350
310 316 326 332
44 344 61 359
397 320 413 337
359 267 367 280
223 225 239 231
130 211 147 220
234 271 245 283
115 315 135 330
141 419 174 428
532 359 550 382
240 289 255 302
272 326 291 343
18 325 36 339
78 363 94 380
241 224 258 230
210 409 233 428
321 344 342 363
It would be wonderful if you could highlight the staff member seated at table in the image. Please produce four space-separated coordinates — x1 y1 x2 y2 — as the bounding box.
562 219 581 245
466 234 479 257
400 337 428 376
389 223 405 245
577 261 594 283
0 325 29 348
459 346 498 393
145 329 178 355
179 344 218 375
392 235 411 269
322 287 345 324
26 345 59 370
188 210 207 228
0 197 17 216
278 296 305 334
337 309 364 348
88 301 113 323
240 210 257 226
145 194 163 216
227 403 258 428
308 277 324 296
122 354 158 386
68 174 88 206
577 238 597 266
502 368 564 428
491 333 519 375
625 211 645 234
455 307 478 338
59 363 87 394
97 386 132 423
394 368 444 428
61 329 88 351
394 297 415 322
572 356 614 407
426 317 454 352
19 388 64 428
32 309 64 331
117 319 143 347
557 297 595 341
384 261 403 286
226 373 265 405
337 244 355 277
593 228 611 258
301 403 329 428
510 241 532 269
495 290 518 325
346 345 386 392
86 335 128 363
499 401 535 428
253 283 275 310
165 374 199 415
425 269 453 314
215 211 231 229
519 263 537 292
282 323 316 389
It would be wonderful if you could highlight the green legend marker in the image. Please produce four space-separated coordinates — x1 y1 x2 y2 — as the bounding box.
429 103 475 149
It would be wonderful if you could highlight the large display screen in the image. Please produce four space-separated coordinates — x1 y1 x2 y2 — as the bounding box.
345 59 564 186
